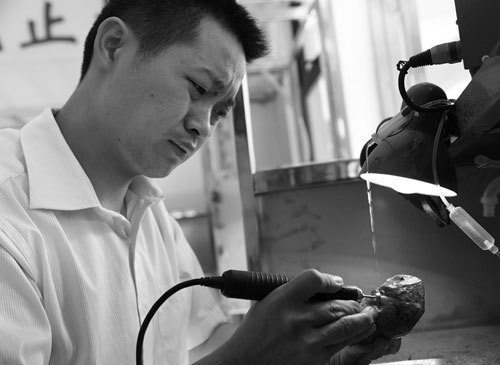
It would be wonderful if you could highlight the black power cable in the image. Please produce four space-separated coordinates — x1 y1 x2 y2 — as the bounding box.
135 277 223 365
397 41 462 113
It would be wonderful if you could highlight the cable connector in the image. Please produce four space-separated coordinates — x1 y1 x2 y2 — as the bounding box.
200 276 225 290
429 41 462 65
408 49 432 68
407 41 462 68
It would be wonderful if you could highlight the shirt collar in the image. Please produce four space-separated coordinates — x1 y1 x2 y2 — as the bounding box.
127 176 165 204
20 108 164 211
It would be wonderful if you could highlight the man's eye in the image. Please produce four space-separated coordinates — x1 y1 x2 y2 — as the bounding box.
211 108 230 125
216 109 229 118
216 108 231 120
190 80 207 96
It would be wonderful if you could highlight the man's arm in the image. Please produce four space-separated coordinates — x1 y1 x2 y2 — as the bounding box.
189 322 238 364
0 243 51 364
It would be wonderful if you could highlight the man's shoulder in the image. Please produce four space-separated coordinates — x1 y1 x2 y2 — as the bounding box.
0 127 31 228
0 127 27 186
0 127 41 283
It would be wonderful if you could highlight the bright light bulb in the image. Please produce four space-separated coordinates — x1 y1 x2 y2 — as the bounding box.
360 173 457 197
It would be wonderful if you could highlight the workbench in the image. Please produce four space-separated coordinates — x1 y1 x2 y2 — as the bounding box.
374 324 500 364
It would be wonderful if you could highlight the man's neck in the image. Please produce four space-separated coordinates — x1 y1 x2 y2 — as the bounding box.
89 173 130 214
55 96 132 214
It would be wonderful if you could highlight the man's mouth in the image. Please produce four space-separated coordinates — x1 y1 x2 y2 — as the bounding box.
170 140 194 156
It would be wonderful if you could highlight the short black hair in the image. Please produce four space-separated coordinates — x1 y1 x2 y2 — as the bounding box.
80 0 269 81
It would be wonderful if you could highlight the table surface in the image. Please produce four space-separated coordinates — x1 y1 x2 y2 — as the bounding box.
373 324 500 365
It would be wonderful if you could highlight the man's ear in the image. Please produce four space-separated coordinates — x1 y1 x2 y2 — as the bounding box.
93 17 132 71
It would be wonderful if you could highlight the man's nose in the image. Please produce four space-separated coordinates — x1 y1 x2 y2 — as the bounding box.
184 107 211 138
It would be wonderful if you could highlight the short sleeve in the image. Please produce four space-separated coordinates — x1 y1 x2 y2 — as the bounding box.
0 228 51 364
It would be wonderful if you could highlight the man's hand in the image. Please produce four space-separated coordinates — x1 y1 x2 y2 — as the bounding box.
196 269 378 365
329 337 402 365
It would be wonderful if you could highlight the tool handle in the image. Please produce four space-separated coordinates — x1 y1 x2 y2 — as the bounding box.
220 270 361 302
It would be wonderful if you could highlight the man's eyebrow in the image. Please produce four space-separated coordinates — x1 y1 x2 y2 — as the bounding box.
196 67 228 90
213 99 236 114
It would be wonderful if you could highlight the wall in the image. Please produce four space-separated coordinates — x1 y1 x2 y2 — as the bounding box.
0 0 103 113
254 165 500 330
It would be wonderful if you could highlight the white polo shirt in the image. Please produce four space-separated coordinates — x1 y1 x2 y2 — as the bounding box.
0 108 226 364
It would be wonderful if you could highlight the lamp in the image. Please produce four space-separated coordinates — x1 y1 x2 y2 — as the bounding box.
359 83 458 225
358 42 500 256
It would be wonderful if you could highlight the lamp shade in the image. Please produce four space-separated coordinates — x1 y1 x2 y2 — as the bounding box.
359 108 458 197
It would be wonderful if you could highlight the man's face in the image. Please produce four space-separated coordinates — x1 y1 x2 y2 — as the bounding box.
98 17 246 178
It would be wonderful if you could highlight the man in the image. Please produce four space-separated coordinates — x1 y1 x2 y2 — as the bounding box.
0 0 399 364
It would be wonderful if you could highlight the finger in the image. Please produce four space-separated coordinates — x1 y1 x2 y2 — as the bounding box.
369 336 402 357
385 338 402 355
278 269 344 302
355 336 401 363
355 359 372 365
349 343 377 365
308 299 361 327
369 336 394 359
318 306 378 346
344 324 377 346
328 343 372 365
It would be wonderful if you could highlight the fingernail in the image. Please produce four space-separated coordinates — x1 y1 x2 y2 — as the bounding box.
364 306 378 317
333 276 344 285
